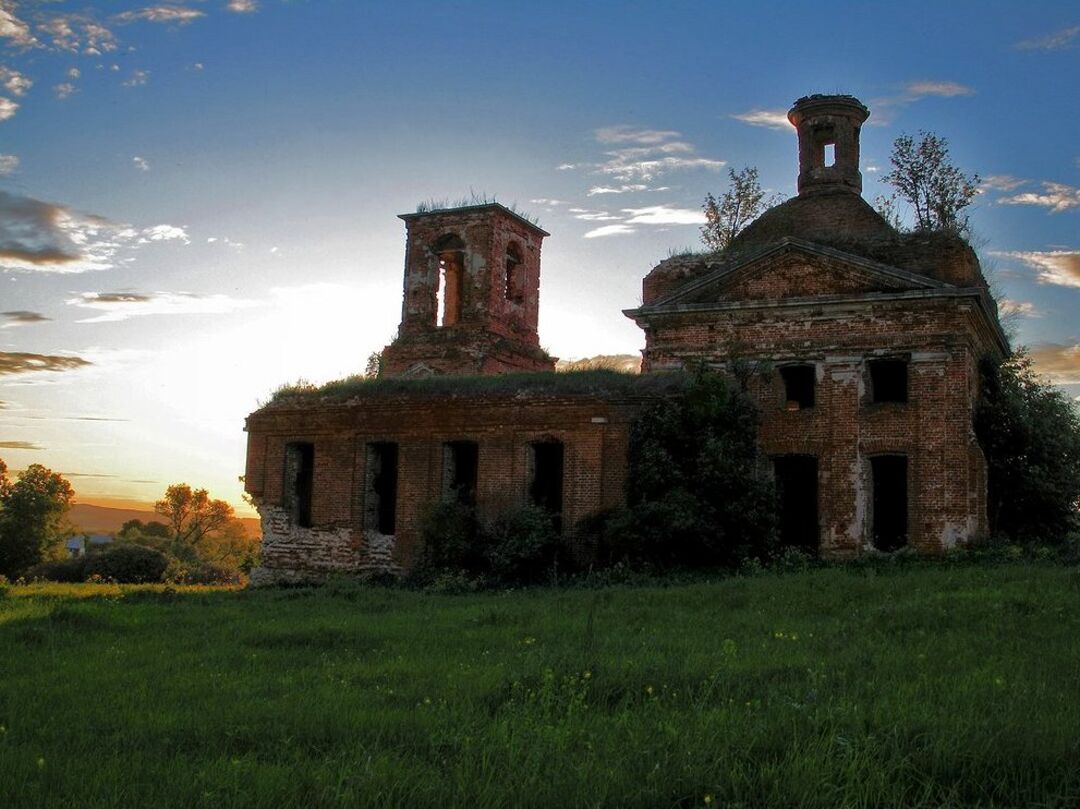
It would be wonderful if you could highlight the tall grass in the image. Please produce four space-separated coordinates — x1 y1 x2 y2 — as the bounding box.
1 565 1077 807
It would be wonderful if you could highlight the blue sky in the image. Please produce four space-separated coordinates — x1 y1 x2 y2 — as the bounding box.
1 0 1078 511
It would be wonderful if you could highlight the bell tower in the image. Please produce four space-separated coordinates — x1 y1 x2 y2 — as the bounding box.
788 94 870 196
380 203 556 377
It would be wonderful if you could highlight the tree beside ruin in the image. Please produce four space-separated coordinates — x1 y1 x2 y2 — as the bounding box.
879 131 981 233
701 166 778 251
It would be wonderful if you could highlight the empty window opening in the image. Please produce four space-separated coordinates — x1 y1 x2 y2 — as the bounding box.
824 142 836 167
284 442 314 528
780 364 815 409
365 442 399 535
529 441 564 528
871 455 908 552
773 455 819 554
869 359 908 403
443 441 479 507
433 235 465 328
504 242 524 303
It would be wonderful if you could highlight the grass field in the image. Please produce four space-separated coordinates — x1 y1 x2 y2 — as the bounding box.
1 563 1078 807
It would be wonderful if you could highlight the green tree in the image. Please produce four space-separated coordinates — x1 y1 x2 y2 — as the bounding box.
608 370 778 568
975 351 1080 541
0 462 75 577
880 131 981 233
154 483 254 566
701 166 778 251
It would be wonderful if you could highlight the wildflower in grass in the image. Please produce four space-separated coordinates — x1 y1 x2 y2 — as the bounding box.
704 795 714 805
523 636 536 645
583 670 592 679
36 757 45 769
646 685 655 696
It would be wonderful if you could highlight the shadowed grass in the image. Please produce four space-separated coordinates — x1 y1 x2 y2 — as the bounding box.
1 565 1077 807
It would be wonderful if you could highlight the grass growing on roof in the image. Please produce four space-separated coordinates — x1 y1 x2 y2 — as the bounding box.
268 369 687 405
1 564 1078 807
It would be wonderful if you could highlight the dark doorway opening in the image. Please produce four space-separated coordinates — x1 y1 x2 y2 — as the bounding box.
365 442 399 535
444 441 479 507
284 442 314 528
871 455 908 551
529 441 564 529
773 455 819 553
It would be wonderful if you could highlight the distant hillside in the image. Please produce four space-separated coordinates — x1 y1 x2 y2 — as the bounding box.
68 503 261 538
555 354 641 373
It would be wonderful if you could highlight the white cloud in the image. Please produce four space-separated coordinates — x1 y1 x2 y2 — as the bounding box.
1028 343 1080 384
982 175 1028 192
556 163 576 171
731 109 790 130
67 67 81 79
1015 25 1080 51
133 156 151 172
999 181 1080 213
598 153 725 183
587 184 648 196
113 7 205 25
0 66 31 96
39 14 118 54
69 290 258 323
573 210 622 222
997 298 1038 318
529 198 566 206
0 189 191 274
594 125 682 145
993 250 1080 287
226 0 259 12
904 81 975 98
0 96 19 121
0 153 17 176
123 69 150 87
54 82 77 100
584 224 636 238
622 205 705 225
0 3 38 47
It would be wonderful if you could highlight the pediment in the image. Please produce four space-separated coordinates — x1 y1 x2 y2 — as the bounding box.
658 240 946 307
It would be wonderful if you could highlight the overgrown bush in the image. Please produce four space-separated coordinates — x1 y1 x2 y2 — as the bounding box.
415 501 486 579
26 556 87 583
609 369 778 569
82 544 169 584
163 559 243 585
485 505 564 585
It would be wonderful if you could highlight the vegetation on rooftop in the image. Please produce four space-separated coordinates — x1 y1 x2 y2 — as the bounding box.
414 191 541 226
267 369 685 405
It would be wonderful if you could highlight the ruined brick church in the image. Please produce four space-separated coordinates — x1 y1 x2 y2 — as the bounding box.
244 94 1007 584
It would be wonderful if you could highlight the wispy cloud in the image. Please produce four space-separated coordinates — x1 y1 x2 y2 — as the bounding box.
982 175 1028 192
0 97 19 121
68 290 260 322
39 13 118 54
122 69 150 87
113 7 205 26
573 210 622 222
0 153 17 176
1 311 50 328
1015 25 1080 51
999 181 1080 213
622 205 705 225
1029 343 1080 384
584 224 636 239
0 2 38 48
0 441 42 450
731 109 790 130
0 66 31 96
594 125 682 145
997 299 1038 318
993 250 1080 287
0 351 91 377
226 0 259 12
903 81 975 98
0 189 189 273
54 82 76 99
587 184 649 196
133 156 150 172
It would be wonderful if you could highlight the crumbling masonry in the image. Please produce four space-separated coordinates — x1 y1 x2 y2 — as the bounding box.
243 94 1007 583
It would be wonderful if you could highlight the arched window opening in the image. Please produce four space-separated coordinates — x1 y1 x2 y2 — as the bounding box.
504 242 524 304
433 234 465 328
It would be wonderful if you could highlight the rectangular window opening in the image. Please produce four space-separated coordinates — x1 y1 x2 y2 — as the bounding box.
780 364 815 409
365 442 399 535
773 455 819 554
869 359 908 403
284 442 314 528
529 441 564 530
443 441 479 507
871 455 908 552
824 142 836 167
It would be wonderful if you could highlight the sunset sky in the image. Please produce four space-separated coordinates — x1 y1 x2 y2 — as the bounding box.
1 1 1078 515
